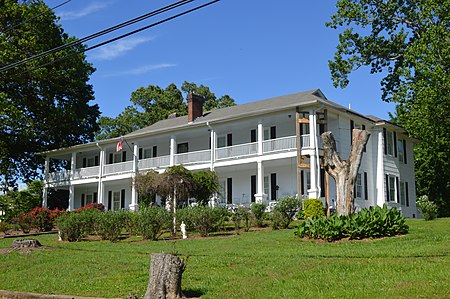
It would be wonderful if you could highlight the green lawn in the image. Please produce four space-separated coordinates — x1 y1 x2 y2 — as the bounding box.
0 218 449 298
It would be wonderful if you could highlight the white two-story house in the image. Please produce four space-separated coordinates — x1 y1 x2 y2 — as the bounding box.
41 89 418 217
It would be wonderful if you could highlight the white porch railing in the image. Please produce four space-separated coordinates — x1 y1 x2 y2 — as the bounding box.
263 136 296 153
48 169 71 183
138 155 170 170
103 161 134 175
301 134 310 148
216 142 258 160
73 166 99 179
175 149 211 165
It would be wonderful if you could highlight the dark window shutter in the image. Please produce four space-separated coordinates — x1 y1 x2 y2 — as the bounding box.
405 182 409 207
95 155 99 166
301 170 305 196
81 193 85 207
385 174 390 201
227 178 232 204
153 146 157 157
364 172 368 200
139 148 143 159
403 140 407 164
251 129 257 143
383 128 387 155
350 120 355 144
395 176 400 203
362 125 366 152
320 168 325 197
271 173 277 201
109 153 113 164
300 123 304 136
394 132 398 157
93 192 98 203
108 191 112 210
122 151 126 162
209 137 211 149
82 158 87 168
121 189 125 209
270 126 276 139
227 133 232 146
251 175 256 202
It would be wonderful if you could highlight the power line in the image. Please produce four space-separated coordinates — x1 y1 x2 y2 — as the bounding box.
10 0 222 77
0 0 72 36
0 0 195 73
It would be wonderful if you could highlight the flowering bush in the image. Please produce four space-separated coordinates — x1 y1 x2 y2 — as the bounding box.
416 195 438 221
77 203 105 212
18 207 65 232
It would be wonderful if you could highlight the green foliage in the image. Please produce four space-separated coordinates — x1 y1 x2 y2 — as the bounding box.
135 207 171 240
295 205 409 241
231 206 251 232
96 82 236 140
57 209 100 242
328 0 450 216
191 170 220 205
302 198 325 219
416 195 438 221
0 180 43 221
271 196 302 229
94 211 127 242
251 203 266 227
0 221 12 235
0 2 99 187
178 206 227 237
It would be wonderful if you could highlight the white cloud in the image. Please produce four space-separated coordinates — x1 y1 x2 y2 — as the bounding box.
105 63 177 77
59 1 114 20
91 36 154 61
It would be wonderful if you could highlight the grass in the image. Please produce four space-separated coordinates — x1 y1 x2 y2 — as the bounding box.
0 218 449 298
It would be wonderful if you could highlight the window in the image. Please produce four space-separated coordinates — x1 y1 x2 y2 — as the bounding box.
400 181 406 205
112 191 121 211
177 142 188 154
83 155 99 167
356 173 362 198
143 148 153 159
386 131 394 156
386 175 397 202
264 176 269 196
217 136 226 148
398 139 407 163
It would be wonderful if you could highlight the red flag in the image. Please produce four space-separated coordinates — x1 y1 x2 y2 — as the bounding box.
116 137 123 152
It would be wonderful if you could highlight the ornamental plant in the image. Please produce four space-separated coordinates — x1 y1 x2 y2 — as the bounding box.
302 198 325 219
416 195 438 221
251 203 266 227
135 206 171 240
94 211 127 242
270 196 302 229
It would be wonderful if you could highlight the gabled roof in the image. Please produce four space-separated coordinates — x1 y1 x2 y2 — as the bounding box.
124 89 327 138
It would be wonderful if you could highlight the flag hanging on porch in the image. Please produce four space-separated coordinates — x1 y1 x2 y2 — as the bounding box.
116 137 124 152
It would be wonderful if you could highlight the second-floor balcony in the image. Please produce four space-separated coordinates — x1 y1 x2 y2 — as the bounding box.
47 134 319 184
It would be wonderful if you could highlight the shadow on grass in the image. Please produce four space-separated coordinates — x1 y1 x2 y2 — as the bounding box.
183 288 205 298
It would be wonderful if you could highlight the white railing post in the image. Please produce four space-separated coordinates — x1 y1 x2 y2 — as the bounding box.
258 122 263 155
130 143 139 211
170 136 176 166
71 152 76 180
42 157 49 208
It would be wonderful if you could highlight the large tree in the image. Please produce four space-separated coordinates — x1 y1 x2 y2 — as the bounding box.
328 0 450 216
96 81 236 140
0 0 100 189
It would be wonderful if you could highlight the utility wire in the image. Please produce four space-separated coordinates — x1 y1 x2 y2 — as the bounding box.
0 0 72 36
10 0 221 77
0 0 194 73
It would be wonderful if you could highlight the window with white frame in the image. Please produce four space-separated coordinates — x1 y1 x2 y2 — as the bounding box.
143 148 153 159
112 191 121 211
389 176 396 202
217 136 226 148
356 173 362 198
264 176 269 196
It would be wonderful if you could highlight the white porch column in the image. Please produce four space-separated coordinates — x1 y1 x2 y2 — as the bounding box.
257 122 263 155
69 184 75 211
254 160 267 203
376 129 385 206
71 152 76 179
211 130 216 170
130 144 139 211
97 147 104 204
170 135 176 166
42 157 49 207
308 110 320 198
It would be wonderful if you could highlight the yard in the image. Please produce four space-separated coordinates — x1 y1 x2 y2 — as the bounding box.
0 218 449 298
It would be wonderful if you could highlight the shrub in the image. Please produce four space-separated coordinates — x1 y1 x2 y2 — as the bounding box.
231 206 251 232
135 207 171 240
17 212 34 233
0 221 12 235
94 211 127 242
270 196 301 229
303 198 325 219
251 203 266 227
416 195 438 221
77 203 105 212
181 206 227 237
57 208 100 241
295 205 409 241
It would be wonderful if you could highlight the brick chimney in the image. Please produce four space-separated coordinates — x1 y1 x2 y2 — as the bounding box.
187 92 205 122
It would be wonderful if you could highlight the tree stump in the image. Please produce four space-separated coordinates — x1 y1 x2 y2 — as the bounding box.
11 239 42 249
144 253 185 299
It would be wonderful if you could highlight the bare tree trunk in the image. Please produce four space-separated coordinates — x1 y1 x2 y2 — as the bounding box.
321 129 370 216
144 253 185 299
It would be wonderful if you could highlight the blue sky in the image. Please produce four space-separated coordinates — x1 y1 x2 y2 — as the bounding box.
43 0 396 119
